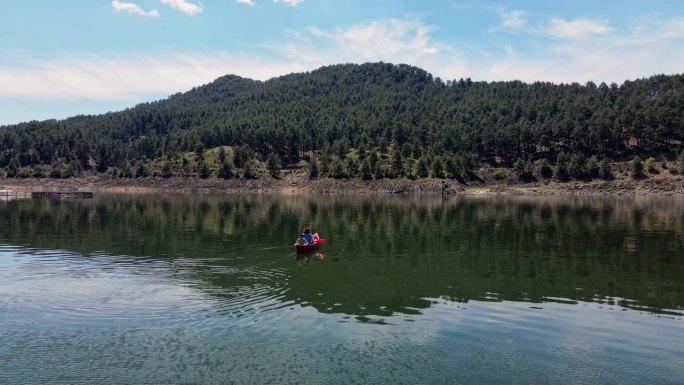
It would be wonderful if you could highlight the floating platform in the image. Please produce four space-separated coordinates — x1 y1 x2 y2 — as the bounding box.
0 190 93 200
31 191 94 199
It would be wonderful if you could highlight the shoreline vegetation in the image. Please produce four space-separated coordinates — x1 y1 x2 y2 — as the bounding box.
1 64 683 195
2 166 682 196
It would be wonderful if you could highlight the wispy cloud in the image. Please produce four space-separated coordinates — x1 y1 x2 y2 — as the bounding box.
273 0 304 7
546 18 613 38
2 16 683 105
218 16 684 83
483 17 682 82
496 8 526 31
307 19 442 59
160 0 203 15
111 0 159 17
0 19 458 101
0 54 306 100
236 0 255 5
284 18 468 81
660 17 684 38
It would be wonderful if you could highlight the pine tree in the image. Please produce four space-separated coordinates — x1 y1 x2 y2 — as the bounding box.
447 156 465 180
514 158 526 178
391 148 403 178
135 163 148 178
599 158 612 180
309 158 319 179
403 159 414 179
195 143 205 159
361 159 373 180
514 158 533 181
319 156 329 176
33 164 44 178
539 158 553 179
234 146 249 168
266 153 282 179
373 161 384 179
632 156 644 178
417 156 429 178
242 160 259 179
329 158 345 179
344 157 358 179
67 160 82 177
556 153 570 182
431 157 444 178
218 147 227 163
218 160 234 179
587 156 600 179
182 159 191 177
120 161 132 178
161 161 173 178
568 153 587 179
198 159 210 178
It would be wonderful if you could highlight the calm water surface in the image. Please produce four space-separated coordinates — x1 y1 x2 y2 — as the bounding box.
1 194 683 384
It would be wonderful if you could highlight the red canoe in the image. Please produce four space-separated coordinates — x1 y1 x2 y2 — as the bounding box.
294 238 326 253
295 241 319 253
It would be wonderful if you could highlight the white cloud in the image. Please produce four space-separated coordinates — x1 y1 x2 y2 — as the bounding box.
0 54 307 100
546 18 613 38
2 17 683 106
234 16 684 84
660 18 684 39
307 19 442 60
482 20 684 83
0 19 464 102
111 0 159 17
160 0 203 15
278 18 469 82
496 8 526 30
237 0 254 5
273 0 304 7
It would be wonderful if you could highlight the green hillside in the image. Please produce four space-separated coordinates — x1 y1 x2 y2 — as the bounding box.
1 62 683 180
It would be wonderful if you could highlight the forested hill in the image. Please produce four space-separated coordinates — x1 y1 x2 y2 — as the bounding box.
1 62 683 180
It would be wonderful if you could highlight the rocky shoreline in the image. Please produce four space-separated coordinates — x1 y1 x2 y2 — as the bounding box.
1 172 683 197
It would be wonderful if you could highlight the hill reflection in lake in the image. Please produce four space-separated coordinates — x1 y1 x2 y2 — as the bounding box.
2 193 684 384
1 193 682 317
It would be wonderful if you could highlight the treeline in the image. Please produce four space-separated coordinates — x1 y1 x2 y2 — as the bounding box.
0 62 683 181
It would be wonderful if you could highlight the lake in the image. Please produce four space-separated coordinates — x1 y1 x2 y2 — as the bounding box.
1 193 683 384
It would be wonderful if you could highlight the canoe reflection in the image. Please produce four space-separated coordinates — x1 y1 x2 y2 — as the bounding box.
294 250 328 266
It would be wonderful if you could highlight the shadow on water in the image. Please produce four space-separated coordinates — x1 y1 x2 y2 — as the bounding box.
1 193 683 317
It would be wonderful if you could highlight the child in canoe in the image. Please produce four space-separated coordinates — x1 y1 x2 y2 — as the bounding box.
302 228 314 244
295 234 308 246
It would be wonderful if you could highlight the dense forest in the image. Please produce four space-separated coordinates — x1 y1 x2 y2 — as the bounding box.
1 62 683 181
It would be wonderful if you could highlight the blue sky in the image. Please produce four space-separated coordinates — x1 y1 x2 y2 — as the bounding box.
1 0 683 125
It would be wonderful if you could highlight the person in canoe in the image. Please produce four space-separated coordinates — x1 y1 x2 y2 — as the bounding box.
302 228 314 244
295 233 309 246
294 229 326 252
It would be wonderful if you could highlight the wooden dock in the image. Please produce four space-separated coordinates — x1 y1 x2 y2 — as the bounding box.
0 190 93 200
0 191 31 199
31 191 94 199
